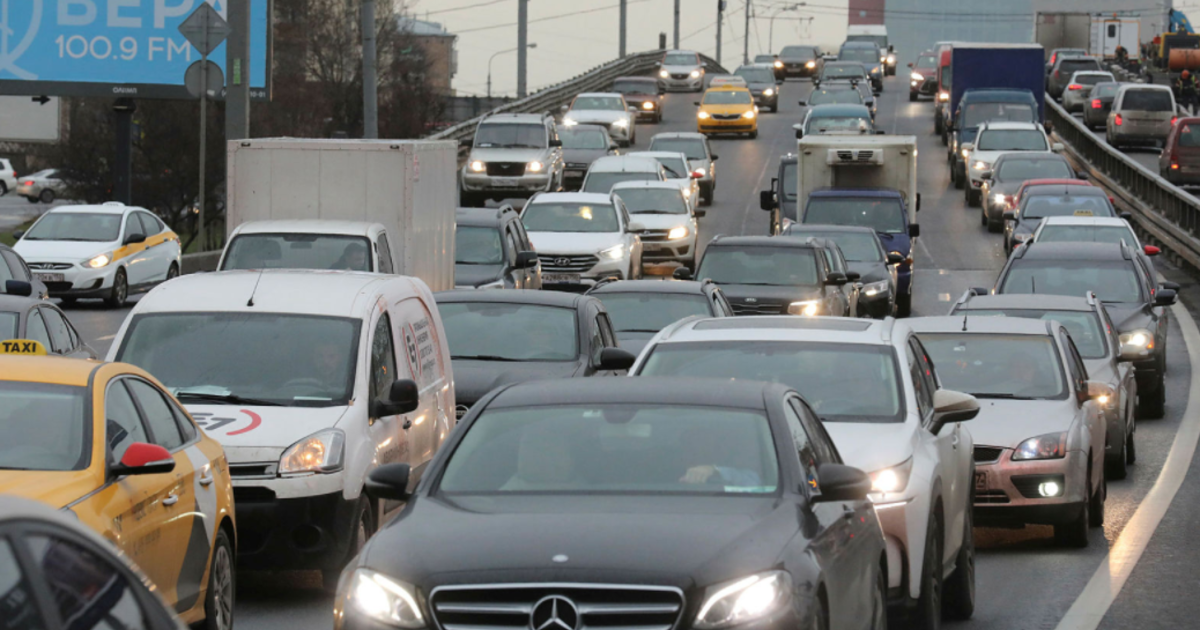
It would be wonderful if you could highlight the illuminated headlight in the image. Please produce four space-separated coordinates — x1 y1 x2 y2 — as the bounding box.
1038 481 1063 497
1120 329 1154 357
862 279 889 297
868 458 913 496
763 88 775 97
880 55 887 63
911 72 924 81
870 67 880 74
469 160 486 173
805 61 815 68
279 429 345 474
1012 432 1067 461
612 118 629 128
694 571 792 630
938 92 950 102
787 300 820 316
775 60 784 68
961 149 971 159
599 244 626 260
887 54 896 64
697 111 711 120
992 193 1007 205
973 161 990 171
690 69 701 78
1097 392 1115 409
681 188 691 198
343 569 425 628
85 252 113 269
667 226 690 240
562 117 578 127
526 160 544 173
742 110 757 119
642 101 655 110
660 69 670 78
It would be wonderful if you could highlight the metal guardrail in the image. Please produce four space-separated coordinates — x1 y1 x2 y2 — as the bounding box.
1048 98 1200 272
429 50 728 144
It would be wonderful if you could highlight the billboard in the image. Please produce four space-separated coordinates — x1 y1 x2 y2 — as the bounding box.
0 0 271 100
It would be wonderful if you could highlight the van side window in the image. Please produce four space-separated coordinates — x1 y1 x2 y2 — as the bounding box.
370 313 398 405
376 234 395 274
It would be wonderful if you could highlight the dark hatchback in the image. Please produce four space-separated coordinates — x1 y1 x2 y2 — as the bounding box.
612 76 664 122
1003 184 1117 254
586 279 733 355
338 378 886 630
455 206 542 289
994 242 1175 417
978 153 1079 233
783 224 901 318
434 290 636 419
908 50 938 100
1083 82 1122 130
559 125 619 191
734 64 783 112
778 44 822 78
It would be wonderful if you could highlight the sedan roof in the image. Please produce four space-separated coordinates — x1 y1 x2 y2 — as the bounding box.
485 376 791 410
907 315 1053 336
1016 242 1130 262
954 293 1094 312
587 279 710 295
434 288 590 308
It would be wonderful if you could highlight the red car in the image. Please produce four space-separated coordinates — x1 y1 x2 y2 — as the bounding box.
1011 177 1093 210
1159 117 1200 185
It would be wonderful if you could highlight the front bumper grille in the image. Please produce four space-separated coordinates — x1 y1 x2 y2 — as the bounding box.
729 302 787 315
975 490 1010 504
710 113 742 121
28 262 74 270
974 446 1003 463
566 162 590 170
670 73 689 80
430 584 684 630
539 254 600 273
636 229 671 242
486 162 527 176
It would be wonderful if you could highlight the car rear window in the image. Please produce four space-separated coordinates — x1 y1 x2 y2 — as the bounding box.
1059 59 1102 75
649 138 707 160
781 46 817 59
809 90 864 106
1179 123 1200 147
1122 89 1174 112
962 102 1035 127
1021 195 1115 219
1072 73 1113 86
997 159 1073 180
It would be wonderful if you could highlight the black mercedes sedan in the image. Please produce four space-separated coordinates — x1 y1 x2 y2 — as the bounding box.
337 378 887 630
434 290 636 420
586 279 732 355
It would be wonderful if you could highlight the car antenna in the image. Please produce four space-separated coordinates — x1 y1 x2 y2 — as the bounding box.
962 312 968 332
1031 275 1036 294
247 270 265 307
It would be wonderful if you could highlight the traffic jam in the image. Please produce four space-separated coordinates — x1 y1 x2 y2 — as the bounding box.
0 14 1192 630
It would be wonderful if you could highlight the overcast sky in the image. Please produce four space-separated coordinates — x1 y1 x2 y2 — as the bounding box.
416 0 850 97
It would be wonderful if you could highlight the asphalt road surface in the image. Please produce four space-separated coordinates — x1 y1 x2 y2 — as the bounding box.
51 74 1200 630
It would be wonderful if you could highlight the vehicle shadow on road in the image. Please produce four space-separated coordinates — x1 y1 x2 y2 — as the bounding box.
973 525 1112 553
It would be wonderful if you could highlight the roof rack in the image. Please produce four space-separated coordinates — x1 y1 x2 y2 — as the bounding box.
1085 291 1097 306
496 203 516 218
880 316 897 343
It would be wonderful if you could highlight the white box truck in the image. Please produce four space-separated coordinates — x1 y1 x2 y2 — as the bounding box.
1035 12 1143 60
222 138 458 291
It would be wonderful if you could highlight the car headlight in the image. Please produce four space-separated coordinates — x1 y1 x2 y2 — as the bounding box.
660 69 670 78
775 60 784 68
690 69 701 78
787 300 820 316
85 252 113 269
973 161 990 171
667 226 689 240
763 88 775 97
742 110 756 119
642 101 655 110
697 111 711 120
562 117 578 127
870 67 880 74
992 193 1007 205
880 55 887 63
939 92 950 102
526 161 544 173
469 160 486 173
911 72 924 81
868 458 913 495
599 244 626 260
862 279 890 297
805 61 815 68
612 118 629 128
887 54 896 64
1119 329 1155 357
694 571 792 630
1012 432 1067 461
279 429 345 474
343 569 424 628
961 148 970 159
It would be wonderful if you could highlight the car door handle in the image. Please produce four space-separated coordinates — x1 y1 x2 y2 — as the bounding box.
402 417 413 430
951 433 960 448
163 493 179 507
199 474 214 487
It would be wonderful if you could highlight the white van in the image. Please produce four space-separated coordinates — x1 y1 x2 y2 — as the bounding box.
106 270 454 585
217 220 397 273
580 155 667 194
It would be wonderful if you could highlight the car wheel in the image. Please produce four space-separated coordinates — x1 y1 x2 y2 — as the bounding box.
322 496 375 592
1053 480 1090 548
911 515 943 630
953 168 963 190
896 293 912 318
870 565 887 630
0 182 7 195
25 196 38 204
59 297 77 307
1089 473 1106 527
1137 375 1166 419
105 268 128 308
39 189 55 204
749 130 758 139
987 217 1003 233
980 204 989 226
202 529 236 630
944 478 976 620
1127 425 1138 464
166 262 180 282
967 188 981 208
935 116 943 134
1107 432 1129 480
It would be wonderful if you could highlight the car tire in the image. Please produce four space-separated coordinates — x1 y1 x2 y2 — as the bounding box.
105 268 128 308
1090 473 1106 528
910 92 918 102
166 262 180 282
1054 482 1090 548
702 185 713 206
25 196 38 204
896 293 912 318
1127 426 1138 464
322 496 376 592
749 130 758 139
980 205 989 226
987 217 1003 233
1107 433 1129 480
1138 375 1166 419
0 182 7 195
870 561 888 630
935 116 943 135
911 515 943 630
966 188 981 208
943 479 975 621
39 189 55 204
953 167 963 189
202 529 236 630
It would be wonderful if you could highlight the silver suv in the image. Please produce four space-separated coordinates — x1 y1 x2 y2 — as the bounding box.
460 113 565 206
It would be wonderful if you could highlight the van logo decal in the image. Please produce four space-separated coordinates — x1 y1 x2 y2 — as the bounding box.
404 323 422 379
192 409 263 435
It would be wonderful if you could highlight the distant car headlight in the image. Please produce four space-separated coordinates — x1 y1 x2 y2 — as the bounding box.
599 244 626 260
763 88 775 97
1012 432 1067 461
697 111 711 120
992 193 1007 205
667 226 690 240
642 101 655 110
870 66 880 74
774 60 784 68
660 69 670 78
742 110 757 119
887 54 896 64
526 161 544 173
939 92 950 102
805 61 816 68
868 458 913 495
961 149 971 159
880 55 887 63
85 252 113 269
911 72 924 81
469 160 486 173
279 429 345 474
694 571 792 630
690 69 701 78
1119 329 1155 358
343 569 425 628
973 161 991 171
562 117 578 127
612 118 629 128
861 279 890 297
787 300 820 316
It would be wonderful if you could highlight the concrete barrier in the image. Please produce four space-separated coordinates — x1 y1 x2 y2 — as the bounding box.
182 251 222 274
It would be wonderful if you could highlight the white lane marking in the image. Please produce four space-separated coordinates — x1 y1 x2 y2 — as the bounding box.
1055 298 1200 630
96 334 115 341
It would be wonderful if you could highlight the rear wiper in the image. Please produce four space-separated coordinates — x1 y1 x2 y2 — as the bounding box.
619 329 664 333
175 391 285 406
971 393 1038 400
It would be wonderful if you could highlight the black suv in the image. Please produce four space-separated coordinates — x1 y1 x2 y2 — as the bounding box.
680 235 858 317
455 206 542 289
434 290 637 419
993 242 1176 417
586 279 733 355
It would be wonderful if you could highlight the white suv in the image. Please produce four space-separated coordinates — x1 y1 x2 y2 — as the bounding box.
962 121 1062 207
630 316 980 629
611 180 703 271
0 159 16 196
520 192 644 288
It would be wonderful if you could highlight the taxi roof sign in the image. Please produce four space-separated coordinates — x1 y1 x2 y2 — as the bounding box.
0 340 48 356
1074 209 1095 216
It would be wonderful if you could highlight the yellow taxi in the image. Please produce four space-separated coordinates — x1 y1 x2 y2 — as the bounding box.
0 341 236 630
695 85 759 138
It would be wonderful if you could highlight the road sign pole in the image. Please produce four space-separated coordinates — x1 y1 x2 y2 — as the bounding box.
199 48 208 252
226 0 251 140
363 0 378 139
178 2 230 251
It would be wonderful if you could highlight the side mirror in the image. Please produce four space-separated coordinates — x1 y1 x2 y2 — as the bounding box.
845 271 861 282
760 190 776 210
1155 288 1178 307
888 45 895 52
915 193 922 212
673 267 694 280
549 138 562 147
628 105 639 111
1144 245 1161 256
1076 171 1088 181
1161 281 1181 291
908 224 920 238
980 170 994 181
907 62 914 68
11 230 23 240
825 271 849 286
560 104 570 114
124 232 146 245
794 123 805 140
969 287 989 296
1003 211 1017 222
366 463 412 501
777 80 784 86
1119 212 1133 221
627 221 646 232
1044 120 1054 134
515 250 539 269
1052 142 1065 153
961 143 974 152
887 253 905 265
111 443 175 477
811 463 871 502
372 379 420 418
710 154 719 161
598 347 637 371
4 280 32 297
930 389 979 435
701 62 708 68
655 61 662 66
1084 381 1116 406
797 100 807 106
693 101 701 106
694 208 707 218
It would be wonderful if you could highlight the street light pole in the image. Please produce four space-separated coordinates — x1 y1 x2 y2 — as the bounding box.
743 0 751 65
517 0 529 97
768 4 800 53
489 43 537 99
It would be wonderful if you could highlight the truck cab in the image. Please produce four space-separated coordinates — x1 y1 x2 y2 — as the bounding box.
218 220 398 273
758 154 798 235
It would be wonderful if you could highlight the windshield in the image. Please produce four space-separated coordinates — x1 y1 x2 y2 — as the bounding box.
582 172 659 194
115 313 361 407
735 67 775 83
958 309 1107 359
1000 260 1143 303
663 53 697 65
781 46 816 59
598 293 712 333
612 80 654 94
781 163 797 200
644 156 687 178
962 102 1035 127
0 383 87 471
439 404 779 494
640 341 904 423
804 197 905 234
916 54 937 68
703 90 752 105
755 55 776 63
977 129 1047 151
0 313 15 339
222 234 372 271
807 115 872 134
839 48 879 64
823 65 866 79
697 246 819 286
998 159 1073 180
1059 59 1102 75
474 123 546 149
1072 73 1112 86
1036 225 1137 246
649 138 707 160
809 90 863 105
440 303 577 361
1178 122 1200 147
847 35 887 48
24 213 121 242
1022 195 1114 220
1122 89 1174 112
615 188 687 214
788 231 882 262
572 96 624 111
456 227 503 265
522 202 619 233
920 334 1067 400
559 128 608 149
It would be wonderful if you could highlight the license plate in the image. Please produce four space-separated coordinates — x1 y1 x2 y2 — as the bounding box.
35 273 64 283
492 178 519 187
564 170 583 178
643 242 665 251
542 273 581 284
974 472 987 491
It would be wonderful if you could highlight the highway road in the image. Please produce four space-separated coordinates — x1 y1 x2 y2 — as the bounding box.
47 74 1200 630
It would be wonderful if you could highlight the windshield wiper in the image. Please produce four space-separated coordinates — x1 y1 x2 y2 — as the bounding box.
633 210 682 215
175 391 285 406
451 354 533 362
619 329 665 333
970 393 1039 400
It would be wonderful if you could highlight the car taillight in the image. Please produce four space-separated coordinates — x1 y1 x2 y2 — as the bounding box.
1145 245 1161 256
691 170 703 178
1091 99 1102 109
23 180 32 185
1172 161 1180 170
1067 84 1083 90
1172 116 1178 126
1114 114 1123 126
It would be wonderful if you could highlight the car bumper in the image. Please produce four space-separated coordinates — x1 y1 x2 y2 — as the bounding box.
973 450 1087 526
15 184 38 197
699 119 756 133
1133 356 1162 391
860 290 894 318
538 255 628 289
1164 164 1200 184
911 78 938 95
26 261 119 297
638 235 696 264
660 76 702 91
232 488 361 570
783 63 816 77
872 490 930 602
461 172 553 196
634 105 661 120
1111 128 1171 144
